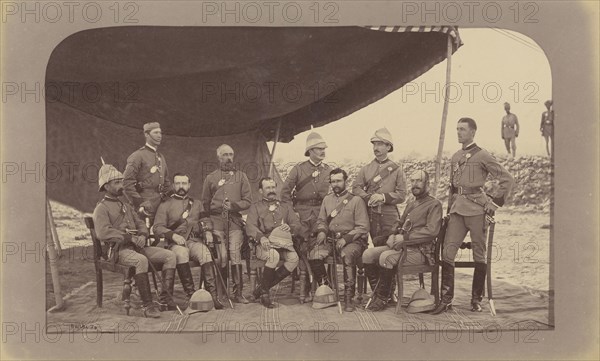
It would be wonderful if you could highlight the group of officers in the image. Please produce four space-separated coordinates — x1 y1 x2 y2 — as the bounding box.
93 119 514 318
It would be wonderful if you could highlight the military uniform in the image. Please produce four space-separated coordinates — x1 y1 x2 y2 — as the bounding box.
540 109 554 137
501 113 519 157
246 198 303 306
153 194 223 308
123 144 170 220
363 192 442 310
437 142 514 312
312 190 369 311
352 158 407 244
201 167 252 302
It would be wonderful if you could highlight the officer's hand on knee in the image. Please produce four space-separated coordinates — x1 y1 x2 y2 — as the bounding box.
316 232 326 245
260 237 271 250
172 234 186 246
133 235 146 249
335 238 346 252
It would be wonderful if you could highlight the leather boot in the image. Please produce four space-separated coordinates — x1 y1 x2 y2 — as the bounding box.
363 263 380 294
432 262 455 314
471 262 487 312
271 266 291 289
368 268 394 311
343 264 356 312
216 265 228 302
159 268 178 311
176 263 195 299
134 273 160 318
254 266 276 308
231 264 249 304
201 262 224 310
309 259 328 286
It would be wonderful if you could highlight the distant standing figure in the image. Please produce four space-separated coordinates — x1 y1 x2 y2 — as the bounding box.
501 102 520 158
540 100 554 157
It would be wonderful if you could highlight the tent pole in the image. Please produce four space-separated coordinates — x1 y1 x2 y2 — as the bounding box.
434 35 454 199
46 199 65 312
268 120 282 177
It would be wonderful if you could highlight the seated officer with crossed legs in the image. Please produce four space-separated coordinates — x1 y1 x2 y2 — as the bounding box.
153 173 224 310
246 177 302 308
93 164 177 318
311 168 370 312
362 170 442 311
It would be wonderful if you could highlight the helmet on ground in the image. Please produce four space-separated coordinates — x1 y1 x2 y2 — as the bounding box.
312 284 337 309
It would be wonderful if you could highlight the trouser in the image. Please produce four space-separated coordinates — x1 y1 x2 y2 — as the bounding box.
295 204 320 271
362 245 427 269
442 213 487 265
118 246 176 274
212 229 244 266
256 247 299 272
169 240 213 266
308 240 365 293
503 136 516 156
367 207 399 246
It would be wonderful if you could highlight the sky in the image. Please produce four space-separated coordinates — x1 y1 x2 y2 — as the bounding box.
271 28 552 164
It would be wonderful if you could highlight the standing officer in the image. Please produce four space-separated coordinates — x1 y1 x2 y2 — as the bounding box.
201 144 252 304
312 168 370 312
246 177 302 308
123 122 171 223
362 170 442 311
93 163 177 317
153 173 224 310
281 132 331 301
501 102 520 158
540 100 554 157
433 117 514 314
352 127 406 294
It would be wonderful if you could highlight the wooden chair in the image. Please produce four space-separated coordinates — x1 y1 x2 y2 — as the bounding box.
395 238 440 314
84 217 201 315
307 255 366 305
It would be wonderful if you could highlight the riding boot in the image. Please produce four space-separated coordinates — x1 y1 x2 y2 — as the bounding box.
363 263 380 294
471 262 487 312
271 266 292 289
343 264 356 312
255 266 276 308
201 262 224 309
216 265 228 301
176 263 196 299
368 268 394 312
231 264 249 304
309 259 328 286
134 273 160 318
432 262 455 314
159 268 178 311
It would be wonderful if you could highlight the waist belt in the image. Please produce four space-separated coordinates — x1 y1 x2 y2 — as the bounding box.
451 185 483 195
296 198 323 206
503 125 515 129
544 120 553 124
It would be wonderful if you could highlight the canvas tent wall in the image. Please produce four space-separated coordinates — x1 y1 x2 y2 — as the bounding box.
45 26 461 213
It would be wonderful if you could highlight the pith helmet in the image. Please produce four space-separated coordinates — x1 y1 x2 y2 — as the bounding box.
268 226 294 251
98 164 124 192
406 289 435 314
370 127 394 152
304 132 328 156
312 284 336 309
187 289 213 312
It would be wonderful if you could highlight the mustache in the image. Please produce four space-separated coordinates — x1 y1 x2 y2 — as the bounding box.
267 192 277 197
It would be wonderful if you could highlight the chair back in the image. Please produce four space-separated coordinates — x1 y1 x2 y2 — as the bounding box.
84 216 105 261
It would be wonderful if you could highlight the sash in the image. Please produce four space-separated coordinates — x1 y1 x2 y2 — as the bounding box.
364 162 399 193
326 193 354 225
168 198 194 232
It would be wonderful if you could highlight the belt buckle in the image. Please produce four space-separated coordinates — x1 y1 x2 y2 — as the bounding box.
457 186 464 195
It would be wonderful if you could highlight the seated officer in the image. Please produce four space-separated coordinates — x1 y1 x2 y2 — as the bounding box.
92 163 177 318
246 177 302 308
153 173 223 309
312 168 370 312
362 170 442 311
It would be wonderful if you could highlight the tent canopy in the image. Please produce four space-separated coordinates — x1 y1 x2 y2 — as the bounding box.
46 26 461 213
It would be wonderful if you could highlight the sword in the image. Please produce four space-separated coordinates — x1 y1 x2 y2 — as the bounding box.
486 212 497 316
329 234 343 315
209 239 234 309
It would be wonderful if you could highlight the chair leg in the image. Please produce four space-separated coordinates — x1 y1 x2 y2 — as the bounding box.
95 266 103 308
249 264 257 299
432 270 440 304
395 270 403 314
356 266 365 304
299 268 307 303
290 269 296 294
419 273 425 288
123 277 132 316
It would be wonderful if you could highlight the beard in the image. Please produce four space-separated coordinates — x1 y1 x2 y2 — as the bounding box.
176 188 188 196
332 186 345 194
221 160 235 171
267 192 277 198
411 187 424 197
115 188 124 196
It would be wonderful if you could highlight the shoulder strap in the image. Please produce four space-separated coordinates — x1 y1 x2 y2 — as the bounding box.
326 194 355 225
295 163 318 193
365 162 400 192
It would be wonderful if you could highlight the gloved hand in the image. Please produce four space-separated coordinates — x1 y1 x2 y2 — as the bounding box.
138 201 153 216
484 198 498 214
204 232 214 245
260 236 271 251
133 235 146 249
316 232 326 246
172 233 186 246
335 238 346 252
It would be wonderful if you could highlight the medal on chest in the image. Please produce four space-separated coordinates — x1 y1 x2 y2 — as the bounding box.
312 170 319 178
182 210 189 219
268 204 278 212
150 165 158 174
373 175 382 183
218 179 225 187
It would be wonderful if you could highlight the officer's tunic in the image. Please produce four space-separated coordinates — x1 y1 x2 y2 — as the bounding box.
93 195 175 274
352 158 406 244
442 143 514 265
246 199 303 270
540 109 554 137
201 168 252 265
311 190 370 265
363 193 442 269
153 195 214 265
123 144 170 219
